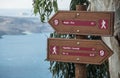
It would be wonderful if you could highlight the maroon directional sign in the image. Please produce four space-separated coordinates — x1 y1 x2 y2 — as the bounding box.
47 38 113 64
49 11 114 36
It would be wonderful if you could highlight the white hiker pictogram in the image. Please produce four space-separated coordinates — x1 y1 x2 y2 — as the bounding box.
52 46 57 54
99 50 105 57
101 20 106 29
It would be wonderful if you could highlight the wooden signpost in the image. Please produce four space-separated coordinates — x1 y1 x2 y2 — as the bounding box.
49 11 114 36
47 38 113 64
47 5 114 78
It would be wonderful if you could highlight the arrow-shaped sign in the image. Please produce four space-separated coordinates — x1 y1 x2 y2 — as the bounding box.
49 11 114 36
47 38 113 64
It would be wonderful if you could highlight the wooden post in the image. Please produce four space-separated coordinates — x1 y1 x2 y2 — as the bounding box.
75 64 87 78
76 5 87 39
76 5 87 11
75 5 87 78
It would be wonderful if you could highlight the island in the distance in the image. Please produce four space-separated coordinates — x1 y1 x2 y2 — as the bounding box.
0 16 53 38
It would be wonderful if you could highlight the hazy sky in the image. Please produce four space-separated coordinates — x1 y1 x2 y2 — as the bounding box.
0 0 33 9
57 0 71 10
0 0 71 10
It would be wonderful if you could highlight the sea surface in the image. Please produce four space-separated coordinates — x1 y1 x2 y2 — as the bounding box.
0 33 52 78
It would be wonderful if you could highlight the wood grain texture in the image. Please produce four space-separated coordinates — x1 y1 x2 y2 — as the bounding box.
47 38 113 64
49 11 114 36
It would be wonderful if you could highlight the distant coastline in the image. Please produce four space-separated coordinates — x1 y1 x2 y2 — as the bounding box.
0 16 53 38
0 31 6 38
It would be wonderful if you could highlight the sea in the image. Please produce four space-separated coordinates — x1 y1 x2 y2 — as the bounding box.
0 9 54 78
0 33 52 78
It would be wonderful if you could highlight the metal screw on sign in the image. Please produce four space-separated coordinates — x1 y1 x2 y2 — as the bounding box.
76 58 80 61
77 13 80 16
77 42 80 45
77 30 80 32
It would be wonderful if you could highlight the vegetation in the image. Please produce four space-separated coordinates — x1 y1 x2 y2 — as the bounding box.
32 0 58 22
33 0 110 78
70 0 89 10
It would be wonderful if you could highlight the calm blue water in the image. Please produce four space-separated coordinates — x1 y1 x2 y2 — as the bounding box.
0 33 52 78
